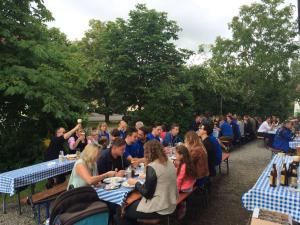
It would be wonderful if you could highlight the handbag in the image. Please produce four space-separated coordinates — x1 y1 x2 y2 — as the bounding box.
121 190 142 218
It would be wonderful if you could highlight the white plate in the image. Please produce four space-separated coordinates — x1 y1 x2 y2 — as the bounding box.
104 183 121 190
103 177 125 184
122 181 135 188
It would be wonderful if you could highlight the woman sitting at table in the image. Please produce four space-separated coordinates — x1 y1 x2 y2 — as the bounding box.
184 131 209 180
68 144 116 190
175 145 196 192
118 140 178 225
273 120 295 153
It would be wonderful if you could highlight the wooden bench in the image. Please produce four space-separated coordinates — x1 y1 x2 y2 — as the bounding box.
219 152 230 174
21 181 68 224
137 188 196 225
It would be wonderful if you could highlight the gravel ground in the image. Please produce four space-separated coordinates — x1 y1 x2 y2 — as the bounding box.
0 140 270 225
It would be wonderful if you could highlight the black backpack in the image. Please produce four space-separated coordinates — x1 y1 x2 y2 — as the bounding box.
50 186 108 225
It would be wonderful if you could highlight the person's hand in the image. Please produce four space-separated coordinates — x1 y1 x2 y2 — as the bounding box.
75 124 81 130
131 158 139 167
116 170 125 177
106 171 116 177
78 134 85 141
127 178 138 185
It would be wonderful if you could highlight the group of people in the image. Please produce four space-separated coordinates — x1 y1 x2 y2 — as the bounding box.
257 116 299 153
45 113 286 224
45 117 226 224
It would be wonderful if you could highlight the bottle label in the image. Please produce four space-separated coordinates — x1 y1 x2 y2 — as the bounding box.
280 175 285 185
291 177 297 186
269 175 273 186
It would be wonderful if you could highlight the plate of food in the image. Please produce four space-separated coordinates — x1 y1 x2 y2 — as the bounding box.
66 154 77 160
103 177 125 184
122 181 135 188
104 183 121 190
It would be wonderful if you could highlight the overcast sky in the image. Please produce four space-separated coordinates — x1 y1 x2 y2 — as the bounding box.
43 0 296 52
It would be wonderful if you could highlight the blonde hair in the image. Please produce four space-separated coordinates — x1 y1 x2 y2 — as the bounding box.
98 122 108 131
81 144 102 170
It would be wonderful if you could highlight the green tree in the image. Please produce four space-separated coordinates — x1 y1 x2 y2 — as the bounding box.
209 0 299 117
0 0 87 171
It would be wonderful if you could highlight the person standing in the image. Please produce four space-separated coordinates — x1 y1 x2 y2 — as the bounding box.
45 123 80 188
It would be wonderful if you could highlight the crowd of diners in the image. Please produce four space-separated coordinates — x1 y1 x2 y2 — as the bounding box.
257 116 300 153
44 113 294 224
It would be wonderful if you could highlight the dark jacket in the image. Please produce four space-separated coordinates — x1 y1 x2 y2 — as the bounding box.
135 166 157 199
97 148 130 174
162 132 182 147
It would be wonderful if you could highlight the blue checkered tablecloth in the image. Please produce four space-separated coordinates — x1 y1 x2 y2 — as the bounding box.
242 155 300 222
0 158 76 196
289 137 300 149
95 186 134 206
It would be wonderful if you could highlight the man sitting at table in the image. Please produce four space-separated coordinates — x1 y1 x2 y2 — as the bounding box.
257 117 274 136
97 137 130 176
163 123 182 147
45 124 81 188
273 120 295 153
124 127 141 162
146 122 162 142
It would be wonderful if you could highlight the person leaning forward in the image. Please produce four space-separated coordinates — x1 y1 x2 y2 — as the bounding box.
97 137 130 177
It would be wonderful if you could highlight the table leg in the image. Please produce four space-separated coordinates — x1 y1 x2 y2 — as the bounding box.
17 191 21 215
30 184 36 195
2 193 7 214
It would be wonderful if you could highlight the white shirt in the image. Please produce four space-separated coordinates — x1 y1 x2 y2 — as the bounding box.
258 121 272 133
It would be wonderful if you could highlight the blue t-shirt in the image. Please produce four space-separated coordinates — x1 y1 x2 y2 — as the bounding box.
209 135 222 166
98 131 110 143
119 130 126 139
124 142 144 158
146 133 160 142
220 121 233 137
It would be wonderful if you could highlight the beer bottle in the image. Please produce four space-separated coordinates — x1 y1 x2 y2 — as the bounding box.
280 163 288 186
269 164 277 187
290 164 298 188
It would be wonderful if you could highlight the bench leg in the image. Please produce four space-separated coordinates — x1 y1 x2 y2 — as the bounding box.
37 205 41 224
226 160 229 174
2 193 6 214
46 202 50 219
17 191 21 215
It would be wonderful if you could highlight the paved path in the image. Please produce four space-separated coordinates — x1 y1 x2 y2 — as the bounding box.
182 140 271 225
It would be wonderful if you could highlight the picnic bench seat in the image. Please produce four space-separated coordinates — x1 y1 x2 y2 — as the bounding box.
219 152 230 174
21 181 68 224
137 188 197 225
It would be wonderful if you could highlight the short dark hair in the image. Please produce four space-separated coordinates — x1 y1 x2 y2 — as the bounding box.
126 127 137 136
110 128 120 137
202 121 213 135
138 127 148 135
152 122 161 129
171 123 179 130
111 137 126 148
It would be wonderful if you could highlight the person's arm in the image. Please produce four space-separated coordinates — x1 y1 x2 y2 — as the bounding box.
135 166 157 199
64 124 80 140
75 163 116 185
177 164 186 190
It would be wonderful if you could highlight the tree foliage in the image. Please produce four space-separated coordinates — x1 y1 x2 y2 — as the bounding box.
209 0 299 117
0 0 87 171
